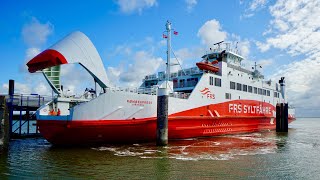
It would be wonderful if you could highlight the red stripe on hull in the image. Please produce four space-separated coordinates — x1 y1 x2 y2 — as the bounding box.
37 117 295 145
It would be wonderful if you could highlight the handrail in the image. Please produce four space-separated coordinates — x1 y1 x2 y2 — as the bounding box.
105 86 190 99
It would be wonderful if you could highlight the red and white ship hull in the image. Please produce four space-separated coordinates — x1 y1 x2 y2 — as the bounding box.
26 31 296 146
36 100 295 145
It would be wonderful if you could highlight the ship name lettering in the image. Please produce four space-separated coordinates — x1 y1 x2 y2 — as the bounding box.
228 104 271 114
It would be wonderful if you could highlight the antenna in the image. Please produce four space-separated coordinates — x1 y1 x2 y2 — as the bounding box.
165 21 171 88
213 41 224 51
252 62 263 71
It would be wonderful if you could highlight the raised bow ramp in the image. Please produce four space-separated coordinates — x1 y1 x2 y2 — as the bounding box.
26 31 110 92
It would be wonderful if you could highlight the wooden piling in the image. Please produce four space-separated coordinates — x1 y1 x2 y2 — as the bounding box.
276 103 288 132
0 96 9 149
156 88 168 146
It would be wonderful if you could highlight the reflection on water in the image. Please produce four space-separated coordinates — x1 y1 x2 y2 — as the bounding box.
0 118 320 179
92 132 281 161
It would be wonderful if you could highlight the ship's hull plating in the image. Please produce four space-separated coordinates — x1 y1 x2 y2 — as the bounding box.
37 116 295 145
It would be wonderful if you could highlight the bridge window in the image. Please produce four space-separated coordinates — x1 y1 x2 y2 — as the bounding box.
215 78 221 87
267 90 270 96
248 86 252 93
230 81 235 89
263 89 266 96
237 83 242 91
179 79 185 88
258 88 262 95
209 77 213 85
254 87 257 94
225 93 231 99
243 84 247 92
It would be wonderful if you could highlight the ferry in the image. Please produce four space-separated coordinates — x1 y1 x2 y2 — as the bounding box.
27 22 295 145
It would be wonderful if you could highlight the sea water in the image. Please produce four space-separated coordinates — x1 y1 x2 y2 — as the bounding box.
0 118 319 179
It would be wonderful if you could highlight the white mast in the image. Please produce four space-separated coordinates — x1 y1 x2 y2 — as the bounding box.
165 21 171 88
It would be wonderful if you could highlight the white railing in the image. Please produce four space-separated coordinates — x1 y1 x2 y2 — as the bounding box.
144 67 203 81
5 94 52 107
105 86 190 99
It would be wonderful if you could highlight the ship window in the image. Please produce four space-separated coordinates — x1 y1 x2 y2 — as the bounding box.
237 83 242 91
274 92 277 98
209 77 214 85
267 90 270 96
243 85 247 92
179 79 185 88
230 81 235 90
225 93 231 99
263 89 266 95
258 88 262 95
208 54 217 59
254 87 257 94
215 78 221 87
248 86 252 93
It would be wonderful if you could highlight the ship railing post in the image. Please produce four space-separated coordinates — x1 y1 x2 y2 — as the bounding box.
156 88 168 146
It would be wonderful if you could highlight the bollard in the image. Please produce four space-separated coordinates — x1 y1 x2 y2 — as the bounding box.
276 103 288 132
156 88 168 146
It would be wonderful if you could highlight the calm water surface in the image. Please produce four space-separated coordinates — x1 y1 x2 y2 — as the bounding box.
0 118 319 179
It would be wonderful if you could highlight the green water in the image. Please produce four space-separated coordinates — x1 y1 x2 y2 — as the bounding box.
0 118 319 179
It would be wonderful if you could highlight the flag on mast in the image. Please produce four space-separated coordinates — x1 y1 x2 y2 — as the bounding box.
173 31 178 35
163 34 167 38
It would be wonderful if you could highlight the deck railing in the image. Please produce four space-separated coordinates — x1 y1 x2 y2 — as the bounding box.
105 87 190 99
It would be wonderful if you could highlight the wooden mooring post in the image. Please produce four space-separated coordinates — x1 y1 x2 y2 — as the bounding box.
276 103 288 132
0 95 10 149
156 88 168 146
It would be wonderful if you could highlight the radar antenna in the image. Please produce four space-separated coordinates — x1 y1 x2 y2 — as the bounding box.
213 41 224 51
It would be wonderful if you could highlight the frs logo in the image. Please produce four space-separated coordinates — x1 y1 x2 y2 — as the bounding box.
200 87 215 99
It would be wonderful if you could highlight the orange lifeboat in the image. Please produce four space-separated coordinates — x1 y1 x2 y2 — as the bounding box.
196 60 219 72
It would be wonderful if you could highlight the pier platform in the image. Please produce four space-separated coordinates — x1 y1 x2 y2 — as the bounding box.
1 94 51 139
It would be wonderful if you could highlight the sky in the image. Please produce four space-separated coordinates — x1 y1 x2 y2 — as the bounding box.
0 0 319 117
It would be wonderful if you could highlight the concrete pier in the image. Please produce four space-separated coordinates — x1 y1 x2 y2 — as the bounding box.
156 88 169 146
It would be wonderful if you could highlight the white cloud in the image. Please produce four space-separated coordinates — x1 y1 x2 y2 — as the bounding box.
255 41 270 52
33 82 51 95
20 47 41 72
257 0 320 56
106 46 164 87
271 56 320 116
249 0 268 11
241 0 268 19
185 0 197 12
197 19 227 47
25 47 41 60
22 17 54 72
115 0 157 14
106 67 122 86
173 47 205 67
1 82 31 94
258 59 273 67
22 17 53 47
60 64 94 95
229 34 251 58
119 51 163 86
258 0 320 116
